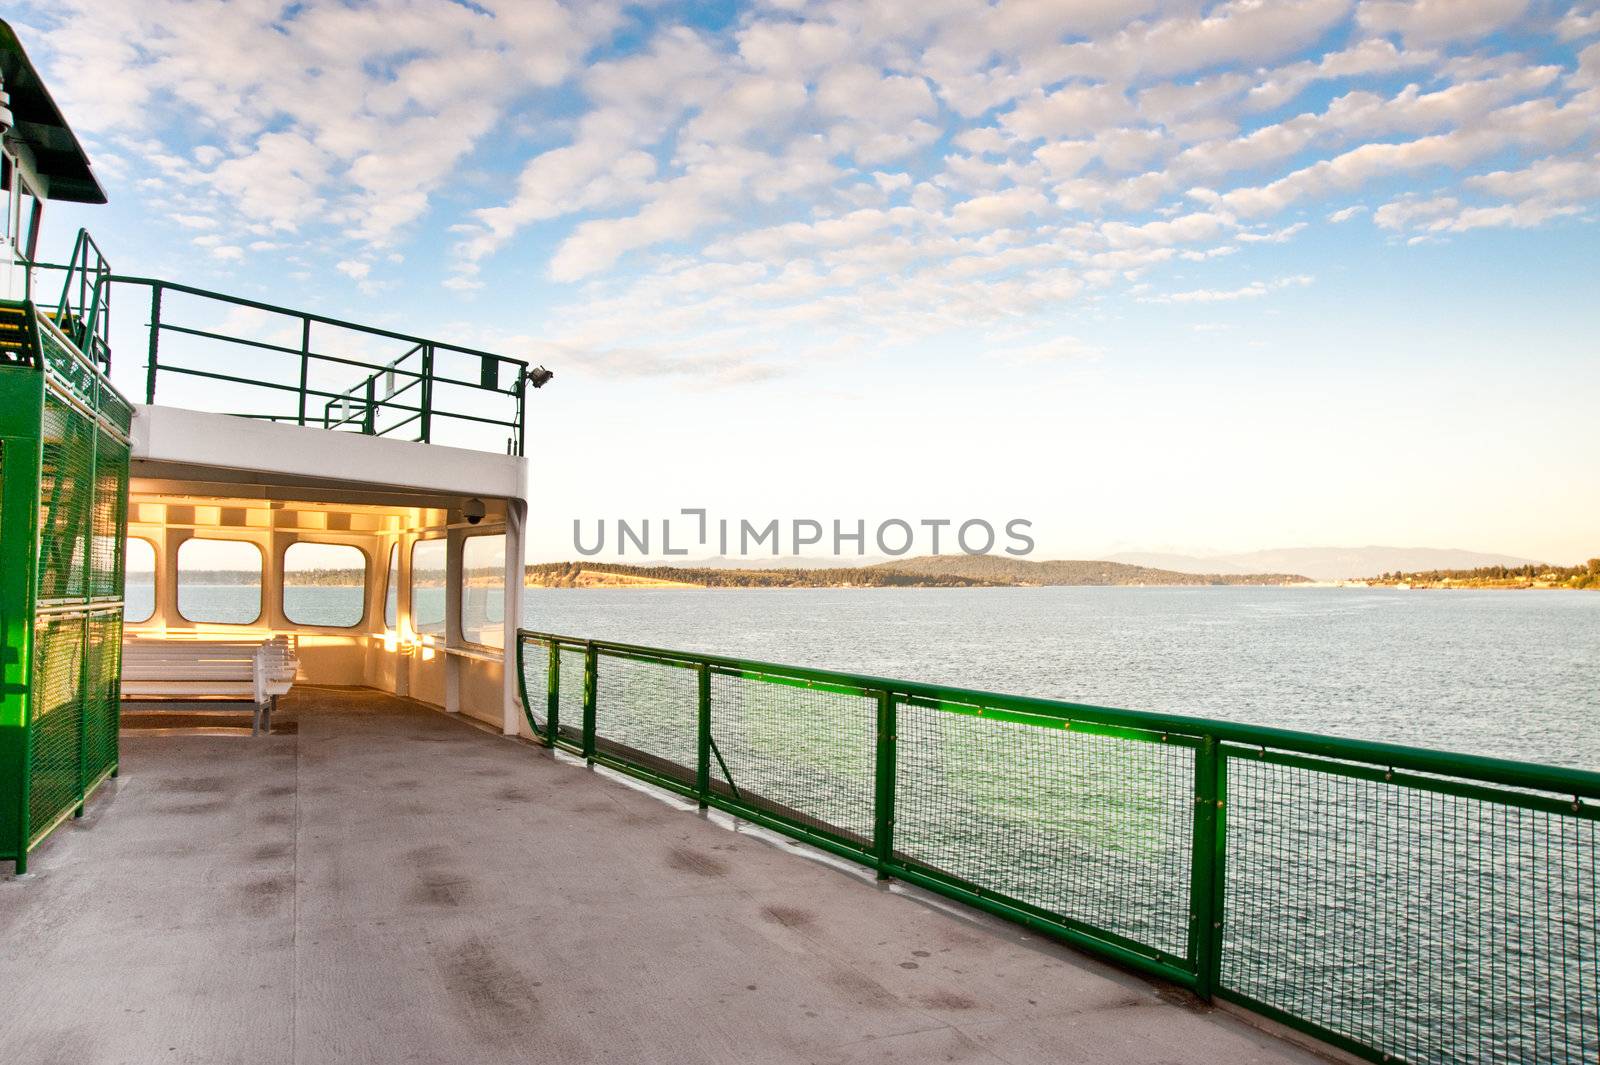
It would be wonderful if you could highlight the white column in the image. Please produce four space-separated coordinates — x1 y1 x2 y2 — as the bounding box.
502 499 526 736
396 530 412 698
444 525 463 714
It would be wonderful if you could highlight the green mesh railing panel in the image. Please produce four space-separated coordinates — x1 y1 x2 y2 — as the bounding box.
36 390 95 603
36 320 96 402
896 702 1196 960
708 671 876 846
518 637 551 737
82 612 123 783
593 653 698 786
1222 755 1600 1064
89 429 128 598
555 645 586 749
28 616 86 838
95 382 133 436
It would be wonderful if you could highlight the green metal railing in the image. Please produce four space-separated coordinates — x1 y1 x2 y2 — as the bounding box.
110 275 532 454
23 229 532 454
1 301 132 874
515 628 1599 1065
17 227 114 370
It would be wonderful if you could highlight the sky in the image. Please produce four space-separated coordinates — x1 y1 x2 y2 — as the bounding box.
16 0 1600 564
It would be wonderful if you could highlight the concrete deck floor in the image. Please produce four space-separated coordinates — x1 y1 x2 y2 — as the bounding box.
1 688 1329 1065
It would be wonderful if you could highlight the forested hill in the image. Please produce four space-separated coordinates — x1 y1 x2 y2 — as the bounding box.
866 556 1310 586
526 561 999 588
526 558 1309 588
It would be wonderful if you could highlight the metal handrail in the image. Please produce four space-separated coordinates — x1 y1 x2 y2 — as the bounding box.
88 273 532 455
513 627 1599 1065
24 228 113 369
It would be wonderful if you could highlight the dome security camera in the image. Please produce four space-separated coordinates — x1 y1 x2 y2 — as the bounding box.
464 498 486 525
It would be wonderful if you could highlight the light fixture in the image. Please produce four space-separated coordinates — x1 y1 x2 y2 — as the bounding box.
527 365 554 389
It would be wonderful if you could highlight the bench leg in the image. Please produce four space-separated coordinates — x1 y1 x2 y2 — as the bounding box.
265 695 278 734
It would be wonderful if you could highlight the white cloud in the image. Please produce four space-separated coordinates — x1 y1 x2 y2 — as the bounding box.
1002 85 1134 140
25 0 1597 390
1357 0 1529 46
1143 275 1314 303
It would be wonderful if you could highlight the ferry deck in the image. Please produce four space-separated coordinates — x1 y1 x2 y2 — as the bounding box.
5 687 1323 1065
3 19 1596 1065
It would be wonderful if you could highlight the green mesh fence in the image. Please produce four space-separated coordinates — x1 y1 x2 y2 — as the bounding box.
555 644 587 751
708 670 877 846
82 612 123 783
90 428 128 599
515 630 1600 1064
896 700 1196 961
517 637 551 736
2 302 131 872
27 617 85 838
1223 753 1600 1063
37 390 95 603
593 653 699 787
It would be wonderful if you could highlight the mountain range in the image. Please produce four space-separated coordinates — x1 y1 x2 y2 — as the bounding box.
1102 546 1540 582
612 547 1541 583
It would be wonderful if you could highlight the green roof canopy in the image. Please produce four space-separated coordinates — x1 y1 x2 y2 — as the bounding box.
0 19 106 204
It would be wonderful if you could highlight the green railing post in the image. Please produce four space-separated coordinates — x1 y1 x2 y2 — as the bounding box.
696 662 711 809
582 642 597 763
297 318 311 426
419 344 434 444
1188 735 1225 1000
873 690 897 880
143 285 161 403
546 641 559 745
363 376 376 435
514 367 527 457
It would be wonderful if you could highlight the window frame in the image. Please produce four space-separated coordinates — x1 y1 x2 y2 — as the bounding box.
123 535 158 624
175 536 265 626
383 541 400 630
408 535 448 638
459 531 507 651
281 540 370 630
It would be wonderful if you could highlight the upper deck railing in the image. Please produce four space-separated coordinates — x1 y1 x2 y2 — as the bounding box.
515 628 1599 1065
25 230 535 455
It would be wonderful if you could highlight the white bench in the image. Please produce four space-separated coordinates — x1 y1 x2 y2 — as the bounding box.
121 636 299 734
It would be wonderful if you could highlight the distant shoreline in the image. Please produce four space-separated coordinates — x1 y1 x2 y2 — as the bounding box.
525 558 1309 589
130 556 1600 591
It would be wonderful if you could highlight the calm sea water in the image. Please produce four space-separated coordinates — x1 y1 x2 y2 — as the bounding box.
525 586 1600 770
126 581 1600 768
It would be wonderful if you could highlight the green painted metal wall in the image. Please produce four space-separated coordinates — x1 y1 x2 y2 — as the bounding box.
1 299 131 873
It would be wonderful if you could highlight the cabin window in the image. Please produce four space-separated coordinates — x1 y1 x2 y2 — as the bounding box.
384 542 400 629
283 542 366 628
124 537 157 623
461 533 506 649
410 538 446 637
2 158 42 262
176 538 263 625
1 156 11 250
16 178 40 262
